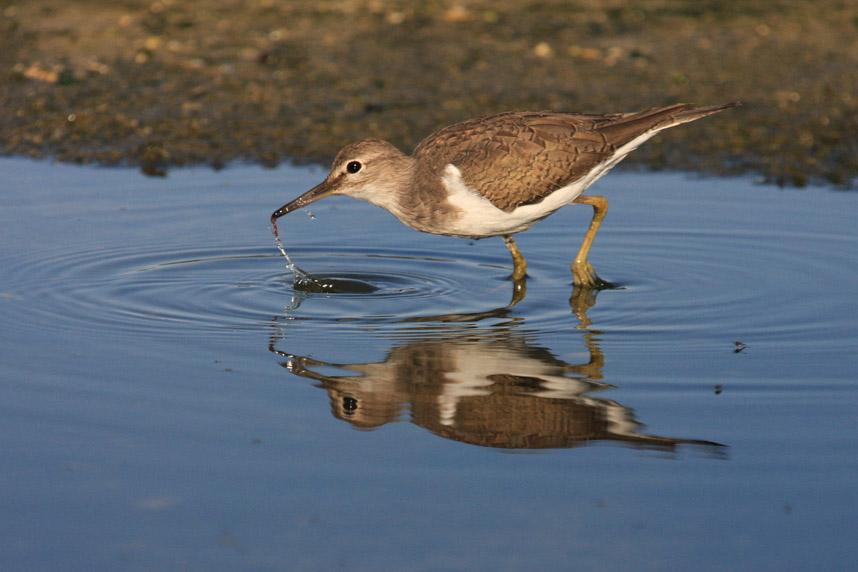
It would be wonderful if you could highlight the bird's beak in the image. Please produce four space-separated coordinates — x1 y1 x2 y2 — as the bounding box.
270 179 336 225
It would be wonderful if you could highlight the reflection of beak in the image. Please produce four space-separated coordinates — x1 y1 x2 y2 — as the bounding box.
270 179 337 226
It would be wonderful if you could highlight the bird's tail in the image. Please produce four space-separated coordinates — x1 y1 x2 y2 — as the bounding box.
672 101 741 125
598 101 740 147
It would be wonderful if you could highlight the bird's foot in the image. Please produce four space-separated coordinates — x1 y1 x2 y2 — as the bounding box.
571 261 615 290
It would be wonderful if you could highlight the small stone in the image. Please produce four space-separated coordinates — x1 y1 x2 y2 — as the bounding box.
533 42 553 58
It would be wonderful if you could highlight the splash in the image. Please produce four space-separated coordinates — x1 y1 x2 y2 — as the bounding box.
271 219 315 284
271 217 378 295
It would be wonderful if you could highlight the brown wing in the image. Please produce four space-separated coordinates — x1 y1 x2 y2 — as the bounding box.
413 104 734 212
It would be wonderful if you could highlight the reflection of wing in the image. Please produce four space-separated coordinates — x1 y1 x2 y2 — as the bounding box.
413 104 729 212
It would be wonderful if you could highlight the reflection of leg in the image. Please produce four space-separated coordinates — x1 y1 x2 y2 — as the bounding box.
568 286 604 381
569 285 598 327
571 195 609 288
507 277 526 308
502 234 527 281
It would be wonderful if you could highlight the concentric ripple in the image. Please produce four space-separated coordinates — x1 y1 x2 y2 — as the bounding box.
0 241 516 340
2 165 855 351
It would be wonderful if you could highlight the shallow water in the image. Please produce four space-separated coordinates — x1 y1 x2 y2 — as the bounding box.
1 158 856 571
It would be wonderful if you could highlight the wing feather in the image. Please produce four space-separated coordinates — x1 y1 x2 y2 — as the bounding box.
412 105 729 212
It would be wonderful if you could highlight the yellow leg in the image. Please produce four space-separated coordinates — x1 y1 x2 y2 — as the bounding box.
571 195 610 288
502 234 527 281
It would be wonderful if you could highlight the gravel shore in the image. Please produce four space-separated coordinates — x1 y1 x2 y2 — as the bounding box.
2 0 856 186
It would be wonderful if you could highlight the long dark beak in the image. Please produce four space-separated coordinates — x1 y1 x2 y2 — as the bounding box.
270 179 337 226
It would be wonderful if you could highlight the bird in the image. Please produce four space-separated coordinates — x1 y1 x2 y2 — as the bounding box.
271 102 739 288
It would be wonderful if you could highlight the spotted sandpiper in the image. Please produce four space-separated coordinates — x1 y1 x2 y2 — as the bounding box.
271 102 738 287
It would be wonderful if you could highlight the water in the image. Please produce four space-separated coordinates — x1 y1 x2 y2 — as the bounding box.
1 157 856 571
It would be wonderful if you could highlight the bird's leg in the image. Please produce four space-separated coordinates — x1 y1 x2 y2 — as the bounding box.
502 234 527 281
571 195 611 288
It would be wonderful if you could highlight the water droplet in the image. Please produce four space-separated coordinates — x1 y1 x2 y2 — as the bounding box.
271 222 376 295
272 223 329 290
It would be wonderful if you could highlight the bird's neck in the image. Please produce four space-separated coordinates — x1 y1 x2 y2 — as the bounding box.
385 159 463 234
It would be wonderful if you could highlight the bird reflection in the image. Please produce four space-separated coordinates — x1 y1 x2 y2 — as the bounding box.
269 287 725 453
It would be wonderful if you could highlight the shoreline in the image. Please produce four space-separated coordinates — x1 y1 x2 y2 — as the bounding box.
2 1 856 187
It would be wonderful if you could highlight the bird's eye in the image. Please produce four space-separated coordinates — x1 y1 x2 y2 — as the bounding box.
343 396 358 414
346 161 362 174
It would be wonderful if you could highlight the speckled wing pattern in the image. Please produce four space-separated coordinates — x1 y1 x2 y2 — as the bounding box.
413 104 732 212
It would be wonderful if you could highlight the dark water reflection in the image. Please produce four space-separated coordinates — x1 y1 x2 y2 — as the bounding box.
1 159 856 571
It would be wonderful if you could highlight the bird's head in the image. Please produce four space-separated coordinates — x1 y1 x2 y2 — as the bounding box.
271 138 413 225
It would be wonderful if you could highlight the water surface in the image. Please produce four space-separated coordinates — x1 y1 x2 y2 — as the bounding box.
1 158 856 571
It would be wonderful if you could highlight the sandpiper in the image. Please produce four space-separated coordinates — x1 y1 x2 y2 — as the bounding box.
271 102 738 287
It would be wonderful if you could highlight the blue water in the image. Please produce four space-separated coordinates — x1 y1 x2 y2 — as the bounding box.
1 158 856 571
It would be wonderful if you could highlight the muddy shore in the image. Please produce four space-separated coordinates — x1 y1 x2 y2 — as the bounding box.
2 0 856 186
